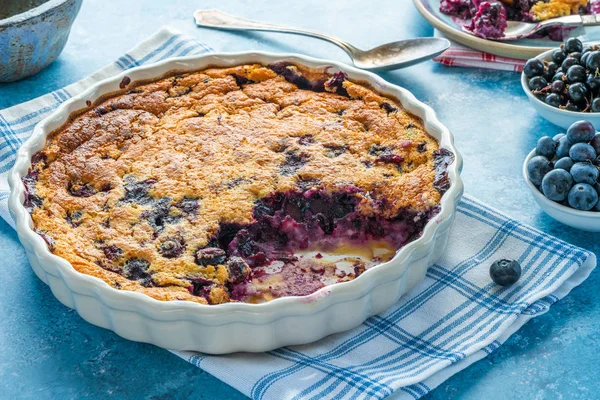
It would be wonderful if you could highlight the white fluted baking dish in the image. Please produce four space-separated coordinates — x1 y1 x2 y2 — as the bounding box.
8 52 463 354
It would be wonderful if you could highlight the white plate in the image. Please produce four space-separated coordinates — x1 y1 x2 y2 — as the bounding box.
8 52 463 354
413 0 596 59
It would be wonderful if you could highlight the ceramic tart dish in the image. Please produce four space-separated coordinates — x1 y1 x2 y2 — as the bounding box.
8 53 463 353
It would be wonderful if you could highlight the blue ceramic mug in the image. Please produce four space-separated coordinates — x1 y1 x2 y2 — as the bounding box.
0 0 83 82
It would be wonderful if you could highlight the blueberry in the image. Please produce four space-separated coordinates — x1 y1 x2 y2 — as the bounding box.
280 150 310 176
552 72 566 82
545 61 558 77
587 51 600 70
123 258 152 284
561 57 579 71
536 136 557 158
568 183 599 210
568 82 588 103
592 98 600 113
524 58 544 77
554 157 574 171
569 142 597 161
566 65 586 83
567 120 595 143
587 75 600 94
490 259 521 286
553 133 566 141
102 245 123 261
541 169 574 201
581 52 591 67
527 155 553 186
121 177 157 205
529 76 548 91
570 52 582 61
564 103 579 111
556 135 573 158
545 93 561 107
565 38 584 53
195 247 227 266
570 162 599 184
552 48 567 65
158 237 185 258
551 80 565 94
226 256 251 284
590 133 600 153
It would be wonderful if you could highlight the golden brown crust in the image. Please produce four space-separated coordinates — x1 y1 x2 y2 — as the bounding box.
26 63 442 304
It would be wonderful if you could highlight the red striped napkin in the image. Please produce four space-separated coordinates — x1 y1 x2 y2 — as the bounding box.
433 31 526 72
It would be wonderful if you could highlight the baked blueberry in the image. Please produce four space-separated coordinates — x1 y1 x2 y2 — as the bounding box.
195 247 227 266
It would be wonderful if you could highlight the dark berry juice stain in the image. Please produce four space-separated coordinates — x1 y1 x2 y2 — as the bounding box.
369 144 394 156
225 178 252 189
267 62 328 92
120 177 157 205
376 153 404 164
231 73 254 86
296 177 322 192
325 71 349 96
35 229 55 250
280 150 310 176
433 149 455 194
123 258 152 286
23 168 43 212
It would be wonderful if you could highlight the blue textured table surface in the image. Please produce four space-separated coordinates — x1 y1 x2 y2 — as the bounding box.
1 0 599 399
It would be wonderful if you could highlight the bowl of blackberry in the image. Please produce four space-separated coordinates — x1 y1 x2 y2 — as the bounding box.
521 38 600 130
524 120 600 231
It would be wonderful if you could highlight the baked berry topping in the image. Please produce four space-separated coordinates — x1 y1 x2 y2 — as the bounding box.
175 197 199 214
195 247 227 266
119 76 131 89
417 142 427 153
68 181 96 198
66 210 83 227
376 153 404 164
324 71 348 96
433 149 455 194
121 177 157 205
102 245 123 261
268 62 328 92
123 258 152 284
35 229 55 250
158 237 185 258
226 257 251 284
298 135 315 146
381 102 398 114
280 150 310 176
324 144 347 158
142 198 181 232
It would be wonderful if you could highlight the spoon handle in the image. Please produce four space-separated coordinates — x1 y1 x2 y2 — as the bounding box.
193 10 359 57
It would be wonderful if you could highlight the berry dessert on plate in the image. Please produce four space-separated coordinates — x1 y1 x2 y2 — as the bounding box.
440 0 591 39
21 62 454 305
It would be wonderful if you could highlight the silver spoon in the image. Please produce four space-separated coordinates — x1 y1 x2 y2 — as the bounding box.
194 10 450 71
461 14 600 41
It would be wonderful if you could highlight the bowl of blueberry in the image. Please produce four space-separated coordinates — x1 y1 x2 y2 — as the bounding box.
522 38 600 130
524 120 600 231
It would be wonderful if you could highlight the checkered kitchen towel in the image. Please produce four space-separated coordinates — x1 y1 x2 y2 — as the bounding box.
0 26 596 399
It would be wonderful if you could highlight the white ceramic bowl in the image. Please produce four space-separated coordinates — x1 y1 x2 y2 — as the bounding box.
521 46 600 130
8 52 463 354
523 149 600 231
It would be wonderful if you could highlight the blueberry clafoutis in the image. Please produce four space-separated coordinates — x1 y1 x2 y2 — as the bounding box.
23 63 453 304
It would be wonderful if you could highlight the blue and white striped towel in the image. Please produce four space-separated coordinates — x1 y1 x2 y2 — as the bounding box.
0 26 595 400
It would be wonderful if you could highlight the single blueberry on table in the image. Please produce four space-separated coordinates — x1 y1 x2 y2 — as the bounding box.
490 259 521 286
570 162 599 184
542 169 574 201
554 157 574 171
524 58 544 77
567 121 596 143
535 136 556 158
568 183 599 210
556 135 573 159
569 142 597 162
